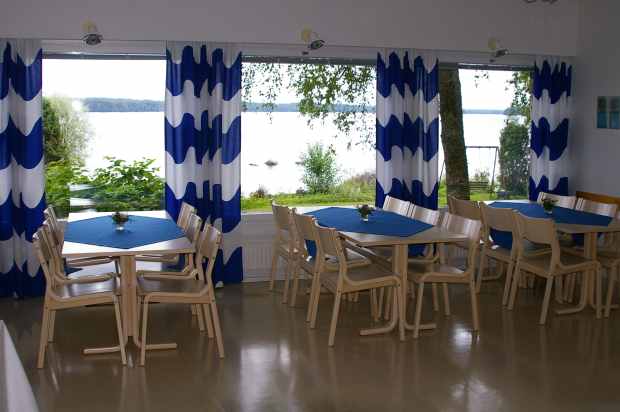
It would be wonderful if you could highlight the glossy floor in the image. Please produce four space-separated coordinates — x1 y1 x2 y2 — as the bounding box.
1 281 619 412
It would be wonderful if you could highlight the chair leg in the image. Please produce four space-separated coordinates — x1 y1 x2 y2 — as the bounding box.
395 285 405 341
469 280 480 331
432 283 439 312
191 305 197 315
539 277 554 325
310 278 322 329
370 288 378 321
377 287 385 317
306 276 318 323
328 290 343 347
47 310 56 342
605 265 617 318
289 262 300 308
113 297 127 365
269 250 278 291
383 287 392 320
37 306 50 369
442 283 450 316
203 304 214 338
413 282 425 339
476 251 487 293
140 299 150 366
508 262 521 310
208 301 225 358
595 267 603 319
502 259 515 306
282 259 291 304
195 304 205 332
554 277 564 304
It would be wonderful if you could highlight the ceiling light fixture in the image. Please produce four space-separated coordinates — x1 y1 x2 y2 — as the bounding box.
82 20 103 46
300 28 325 56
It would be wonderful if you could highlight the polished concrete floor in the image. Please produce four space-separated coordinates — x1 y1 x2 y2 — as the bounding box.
1 280 620 412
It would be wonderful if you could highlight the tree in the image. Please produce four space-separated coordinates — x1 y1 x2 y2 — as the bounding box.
498 71 532 195
43 96 91 165
439 68 470 199
298 143 340 193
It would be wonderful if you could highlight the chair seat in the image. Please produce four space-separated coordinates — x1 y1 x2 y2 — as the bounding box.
519 252 597 276
64 262 118 283
136 253 179 263
484 244 512 260
320 263 398 293
137 277 204 296
408 262 469 283
52 278 119 300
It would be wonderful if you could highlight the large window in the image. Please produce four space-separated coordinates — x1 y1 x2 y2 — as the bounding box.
43 59 166 216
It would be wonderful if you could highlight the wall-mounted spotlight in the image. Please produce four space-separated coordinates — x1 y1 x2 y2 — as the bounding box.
82 20 103 46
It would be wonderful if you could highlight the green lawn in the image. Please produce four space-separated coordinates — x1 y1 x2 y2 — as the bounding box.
241 184 506 212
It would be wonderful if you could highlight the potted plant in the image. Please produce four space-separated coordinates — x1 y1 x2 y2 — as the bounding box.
111 211 129 231
541 197 557 215
356 204 374 222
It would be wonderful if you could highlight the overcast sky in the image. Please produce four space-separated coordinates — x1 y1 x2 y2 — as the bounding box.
43 59 515 110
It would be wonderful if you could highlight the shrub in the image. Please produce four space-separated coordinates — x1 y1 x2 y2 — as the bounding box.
45 161 89 217
499 119 529 196
90 157 164 211
251 185 269 198
298 143 340 194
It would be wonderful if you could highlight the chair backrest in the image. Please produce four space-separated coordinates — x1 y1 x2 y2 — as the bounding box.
196 224 223 288
271 202 296 248
575 198 618 217
440 212 482 270
43 206 63 246
39 220 66 277
292 211 319 258
185 213 203 245
449 197 481 220
382 195 411 216
33 227 57 291
514 213 560 268
408 205 440 225
536 192 577 209
479 203 518 250
177 202 197 230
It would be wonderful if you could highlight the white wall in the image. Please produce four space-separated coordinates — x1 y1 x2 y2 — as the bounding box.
2 0 579 56
571 0 620 196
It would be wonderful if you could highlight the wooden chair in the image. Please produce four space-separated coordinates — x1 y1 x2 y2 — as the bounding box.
447 196 481 221
478 204 519 303
269 202 299 304
291 211 371 317
137 224 225 365
44 206 118 271
382 195 412 216
408 213 482 338
309 222 404 346
536 192 577 209
508 213 600 323
599 217 620 317
33 227 126 369
137 202 197 264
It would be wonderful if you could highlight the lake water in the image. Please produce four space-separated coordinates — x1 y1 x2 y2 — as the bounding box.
85 112 508 196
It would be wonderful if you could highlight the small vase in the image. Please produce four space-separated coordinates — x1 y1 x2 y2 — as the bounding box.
115 223 125 231
544 208 553 215
361 215 369 222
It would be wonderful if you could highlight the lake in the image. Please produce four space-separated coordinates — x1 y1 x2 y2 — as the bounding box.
85 112 508 196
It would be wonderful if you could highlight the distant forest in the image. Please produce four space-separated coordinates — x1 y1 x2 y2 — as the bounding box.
81 98 511 115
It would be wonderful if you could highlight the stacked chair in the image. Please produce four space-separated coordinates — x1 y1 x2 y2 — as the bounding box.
269 203 299 304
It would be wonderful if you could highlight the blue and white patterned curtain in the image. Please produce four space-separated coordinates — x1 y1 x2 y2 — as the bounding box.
0 39 45 298
376 50 440 210
165 42 243 283
529 56 572 200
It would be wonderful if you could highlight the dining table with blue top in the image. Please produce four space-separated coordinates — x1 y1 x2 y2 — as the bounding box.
487 200 620 318
300 206 468 336
62 210 193 353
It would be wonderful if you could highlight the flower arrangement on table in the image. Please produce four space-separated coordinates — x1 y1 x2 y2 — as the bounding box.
356 204 374 221
111 211 129 231
541 197 557 214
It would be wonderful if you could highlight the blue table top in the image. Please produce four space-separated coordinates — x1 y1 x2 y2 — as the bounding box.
64 214 185 250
